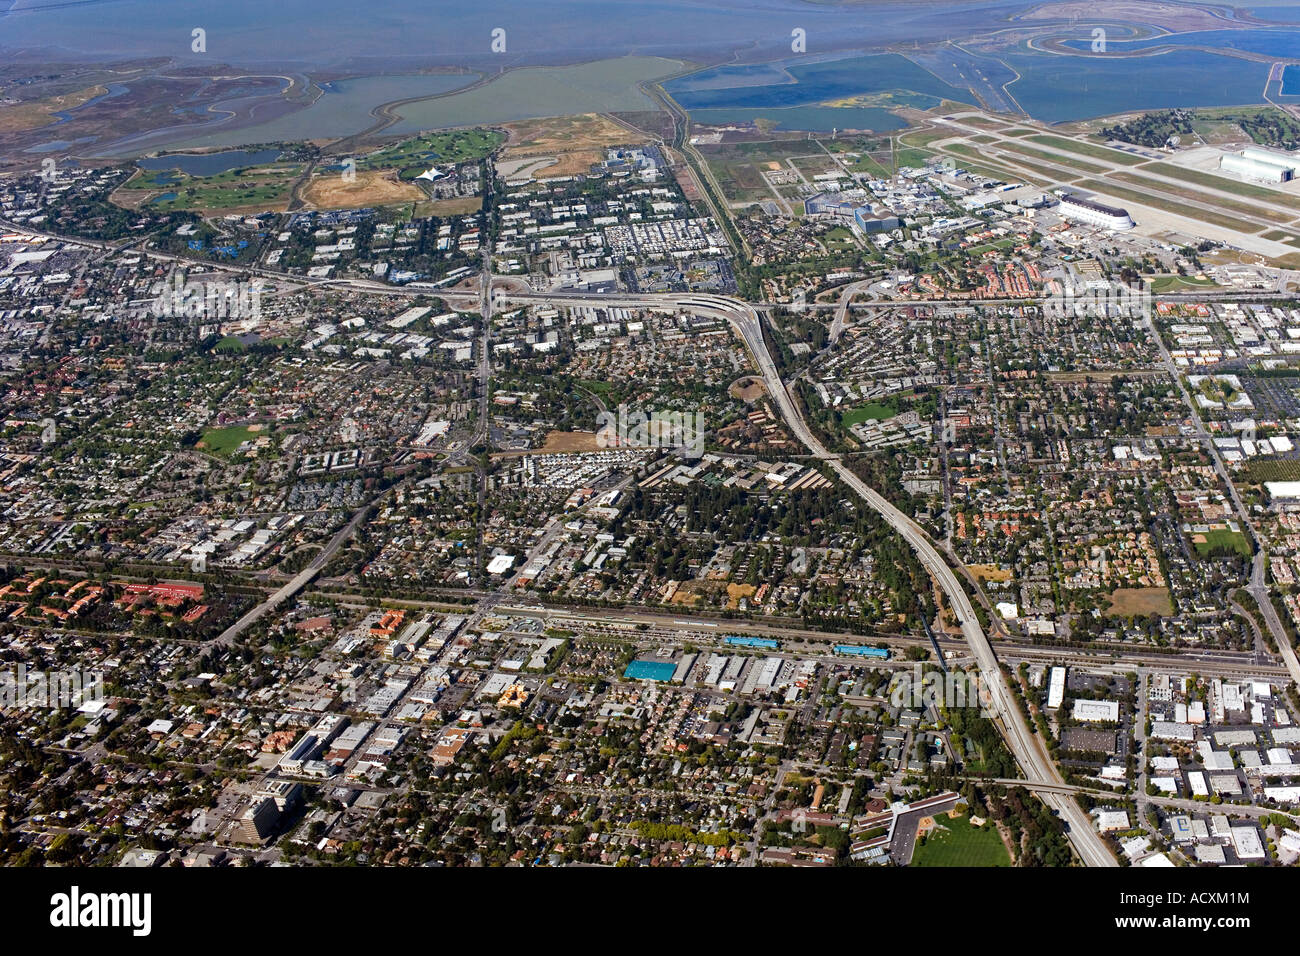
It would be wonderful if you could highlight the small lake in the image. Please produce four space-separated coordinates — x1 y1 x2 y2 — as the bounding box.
138 148 282 176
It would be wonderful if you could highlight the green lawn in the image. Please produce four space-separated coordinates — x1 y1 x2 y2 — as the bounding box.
842 402 897 426
912 814 1010 867
198 425 258 457
577 379 616 401
1194 528 1252 559
966 237 1017 255
1151 274 1218 293
824 226 857 250
894 146 936 170
845 151 891 178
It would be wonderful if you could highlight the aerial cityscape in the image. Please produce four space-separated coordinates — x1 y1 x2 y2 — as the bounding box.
2 0 1300 914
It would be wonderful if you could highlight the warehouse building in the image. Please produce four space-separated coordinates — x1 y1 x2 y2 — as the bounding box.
1072 698 1121 722
1047 666 1066 709
1220 146 1299 183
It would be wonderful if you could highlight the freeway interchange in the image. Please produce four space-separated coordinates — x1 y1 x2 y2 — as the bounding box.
21 213 1288 865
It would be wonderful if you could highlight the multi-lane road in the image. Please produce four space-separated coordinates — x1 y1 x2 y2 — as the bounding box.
12 195 1300 868
210 502 372 648
828 279 875 346
22 216 1284 866
498 287 1117 866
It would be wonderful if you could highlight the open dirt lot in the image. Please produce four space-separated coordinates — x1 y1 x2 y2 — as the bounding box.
527 150 604 178
729 377 768 402
490 431 605 458
538 430 602 453
420 196 483 216
302 169 422 209
726 583 757 609
1107 587 1173 617
499 113 645 178
498 156 559 179
504 112 643 155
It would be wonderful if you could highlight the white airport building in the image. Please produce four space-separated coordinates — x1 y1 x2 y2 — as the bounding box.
1058 193 1134 230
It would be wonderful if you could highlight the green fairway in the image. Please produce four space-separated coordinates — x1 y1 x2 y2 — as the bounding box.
361 128 505 177
912 814 1010 867
124 163 302 212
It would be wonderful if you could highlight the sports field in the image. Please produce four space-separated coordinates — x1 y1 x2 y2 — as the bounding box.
912 814 1010 867
198 425 259 457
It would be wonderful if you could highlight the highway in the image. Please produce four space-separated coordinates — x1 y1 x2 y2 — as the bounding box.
0 216 1253 865
12 176 1299 868
498 287 1118 866
22 219 1277 866
4 215 1292 313
828 279 875 345
209 503 371 647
